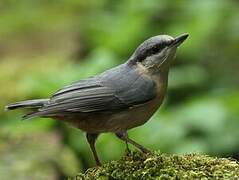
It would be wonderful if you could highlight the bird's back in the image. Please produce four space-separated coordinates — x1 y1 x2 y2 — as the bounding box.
55 63 167 133
13 63 157 121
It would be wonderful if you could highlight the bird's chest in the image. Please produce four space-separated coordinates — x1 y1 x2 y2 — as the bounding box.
103 74 168 132
66 72 168 133
124 77 167 128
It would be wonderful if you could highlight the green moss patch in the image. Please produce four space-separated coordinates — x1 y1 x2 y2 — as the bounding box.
77 151 239 179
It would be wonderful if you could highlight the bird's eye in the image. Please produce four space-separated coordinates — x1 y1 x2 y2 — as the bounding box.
151 46 158 54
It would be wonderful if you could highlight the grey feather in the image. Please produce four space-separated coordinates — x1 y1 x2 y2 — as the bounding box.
10 63 157 119
32 63 156 117
5 99 48 110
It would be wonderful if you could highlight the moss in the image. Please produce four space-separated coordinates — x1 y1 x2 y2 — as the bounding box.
76 151 239 180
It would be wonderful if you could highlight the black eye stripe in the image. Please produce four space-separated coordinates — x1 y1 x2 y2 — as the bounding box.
136 44 166 62
151 46 158 53
147 44 164 56
135 40 173 63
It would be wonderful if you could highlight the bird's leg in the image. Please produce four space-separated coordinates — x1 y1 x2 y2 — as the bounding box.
125 141 131 155
86 133 101 166
115 131 151 153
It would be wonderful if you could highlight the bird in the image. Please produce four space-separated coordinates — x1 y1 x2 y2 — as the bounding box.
6 33 189 166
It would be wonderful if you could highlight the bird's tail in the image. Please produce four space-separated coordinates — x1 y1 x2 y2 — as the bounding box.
6 99 48 110
5 99 49 119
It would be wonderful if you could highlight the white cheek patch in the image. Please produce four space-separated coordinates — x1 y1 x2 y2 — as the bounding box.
142 47 177 68
142 51 167 68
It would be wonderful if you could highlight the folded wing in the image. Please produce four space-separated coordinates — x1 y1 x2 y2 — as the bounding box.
29 64 156 118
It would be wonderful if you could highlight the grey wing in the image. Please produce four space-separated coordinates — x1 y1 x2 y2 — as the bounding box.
100 63 157 105
37 77 126 116
36 64 156 117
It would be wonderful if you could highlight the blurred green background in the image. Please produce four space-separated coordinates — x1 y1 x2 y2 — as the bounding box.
1 0 239 179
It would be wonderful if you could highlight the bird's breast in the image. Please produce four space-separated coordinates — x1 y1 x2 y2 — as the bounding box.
61 70 169 133
112 70 169 130
73 74 167 133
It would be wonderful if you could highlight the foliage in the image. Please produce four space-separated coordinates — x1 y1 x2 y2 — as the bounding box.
0 0 239 177
0 130 80 179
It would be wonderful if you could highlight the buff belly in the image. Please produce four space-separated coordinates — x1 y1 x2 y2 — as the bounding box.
63 96 164 133
62 71 167 133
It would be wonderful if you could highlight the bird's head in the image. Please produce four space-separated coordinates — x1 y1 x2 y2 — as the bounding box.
128 33 189 73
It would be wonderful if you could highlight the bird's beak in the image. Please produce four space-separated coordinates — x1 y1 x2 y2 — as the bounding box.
170 33 189 47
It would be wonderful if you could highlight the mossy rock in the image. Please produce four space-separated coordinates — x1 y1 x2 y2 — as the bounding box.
76 151 239 179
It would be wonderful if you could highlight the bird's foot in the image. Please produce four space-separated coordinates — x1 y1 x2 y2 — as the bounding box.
96 161 102 167
125 148 133 157
139 146 152 154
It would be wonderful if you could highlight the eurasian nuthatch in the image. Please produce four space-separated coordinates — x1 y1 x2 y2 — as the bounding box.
6 33 189 166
